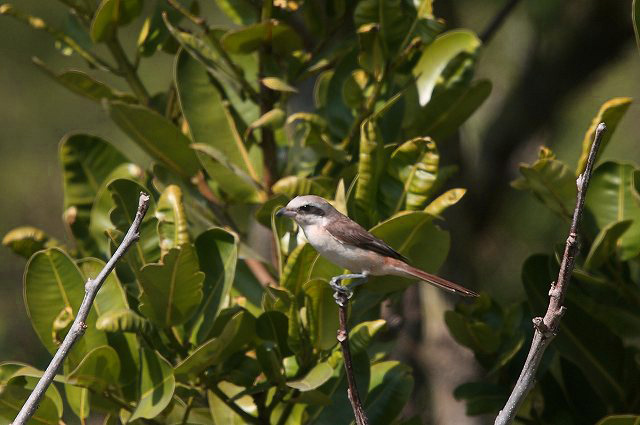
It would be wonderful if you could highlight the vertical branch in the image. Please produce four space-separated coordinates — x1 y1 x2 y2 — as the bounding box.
12 193 151 425
335 292 369 425
494 123 607 425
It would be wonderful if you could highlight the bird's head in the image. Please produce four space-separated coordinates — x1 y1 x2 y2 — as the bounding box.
276 195 336 226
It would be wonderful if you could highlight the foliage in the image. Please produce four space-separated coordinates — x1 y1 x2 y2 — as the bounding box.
448 98 640 424
0 0 490 423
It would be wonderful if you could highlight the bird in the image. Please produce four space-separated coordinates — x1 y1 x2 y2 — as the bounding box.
276 195 477 301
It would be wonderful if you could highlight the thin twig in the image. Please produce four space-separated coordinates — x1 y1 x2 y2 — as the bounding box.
494 123 607 425
209 385 259 424
335 292 369 425
106 37 150 105
12 193 151 425
480 0 522 44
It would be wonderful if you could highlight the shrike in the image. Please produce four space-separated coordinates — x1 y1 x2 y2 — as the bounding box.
276 195 477 299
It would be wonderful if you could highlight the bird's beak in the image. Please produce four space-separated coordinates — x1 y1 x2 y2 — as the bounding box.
276 207 294 218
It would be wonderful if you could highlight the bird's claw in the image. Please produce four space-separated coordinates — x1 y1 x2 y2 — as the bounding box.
330 279 353 307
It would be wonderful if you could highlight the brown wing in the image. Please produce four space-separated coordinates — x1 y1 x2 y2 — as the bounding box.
326 214 409 263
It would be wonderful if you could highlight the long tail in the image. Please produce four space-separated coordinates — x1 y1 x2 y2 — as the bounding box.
401 264 478 297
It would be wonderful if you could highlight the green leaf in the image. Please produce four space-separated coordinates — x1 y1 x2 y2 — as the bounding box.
419 79 492 141
272 176 335 199
444 311 500 354
596 415 640 425
453 382 508 415
90 0 143 42
174 49 262 200
96 308 151 333
522 255 635 408
586 161 640 260
424 188 466 216
364 361 414 425
281 243 317 295
303 279 339 351
24 248 106 360
34 58 136 103
137 0 189 56
2 226 60 259
354 120 385 227
511 151 576 218
576 98 633 175
221 20 302 55
354 0 415 53
256 311 292 357
106 101 201 178
66 345 120 391
246 108 286 135
584 220 632 270
215 0 256 24
348 320 387 355
256 341 285 384
191 228 238 343
175 310 256 380
386 137 439 212
412 29 481 106
634 0 640 55
261 77 297 93
139 244 204 327
207 383 256 424
287 362 333 391
365 211 450 293
156 185 190 255
60 133 129 255
129 349 175 421
65 385 90 422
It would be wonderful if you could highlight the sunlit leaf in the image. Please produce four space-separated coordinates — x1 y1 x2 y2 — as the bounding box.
584 220 632 270
156 185 190 255
304 279 339 351
596 415 640 425
221 20 302 55
287 362 333 391
2 226 60 259
90 0 143 42
272 175 335 199
261 77 297 93
129 349 175 421
425 188 466 216
66 345 120 391
576 98 632 175
413 29 481 106
364 361 414 425
354 120 384 227
139 244 204 327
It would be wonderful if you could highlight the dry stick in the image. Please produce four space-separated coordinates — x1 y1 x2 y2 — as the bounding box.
494 123 607 425
335 292 369 425
12 193 151 425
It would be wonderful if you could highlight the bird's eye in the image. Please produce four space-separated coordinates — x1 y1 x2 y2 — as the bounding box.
298 205 311 212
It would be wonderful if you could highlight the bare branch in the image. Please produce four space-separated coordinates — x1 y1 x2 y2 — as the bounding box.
12 193 151 425
335 291 369 425
480 0 522 44
494 123 607 425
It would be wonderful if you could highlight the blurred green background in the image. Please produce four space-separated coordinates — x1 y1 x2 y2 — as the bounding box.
1 0 639 400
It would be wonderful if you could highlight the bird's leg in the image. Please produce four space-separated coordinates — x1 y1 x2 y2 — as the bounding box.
329 273 369 306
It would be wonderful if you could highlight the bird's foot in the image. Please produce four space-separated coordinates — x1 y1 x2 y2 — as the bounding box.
329 273 368 307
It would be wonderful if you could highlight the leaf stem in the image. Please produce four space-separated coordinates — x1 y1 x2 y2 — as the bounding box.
11 193 151 425
106 37 150 105
494 123 607 425
209 384 260 424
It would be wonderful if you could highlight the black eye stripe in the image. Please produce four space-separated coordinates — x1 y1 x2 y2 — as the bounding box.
298 204 325 216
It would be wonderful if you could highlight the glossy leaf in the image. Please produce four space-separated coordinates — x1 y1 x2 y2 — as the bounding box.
511 151 576 218
66 345 120 391
215 0 255 24
139 244 204 327
424 188 466 216
65 384 90 422
576 98 632 175
287 362 333 391
348 320 387 355
256 311 291 357
354 0 415 52
444 310 500 354
584 220 632 270
281 243 317 295
96 309 151 333
24 248 106 361
106 101 201 178
34 58 136 103
304 279 339 350
2 226 59 259
129 349 175 421
387 137 439 212
156 185 190 255
586 162 640 260
221 20 302 55
174 50 262 200
207 383 257 424
175 310 256 380
413 29 481 106
90 0 143 42
364 361 414 425
192 228 239 343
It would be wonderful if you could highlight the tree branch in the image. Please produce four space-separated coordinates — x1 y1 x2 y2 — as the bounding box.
334 291 369 425
479 0 522 44
494 123 606 425
12 193 151 425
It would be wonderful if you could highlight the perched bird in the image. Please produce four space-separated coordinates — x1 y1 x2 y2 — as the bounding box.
276 195 477 299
